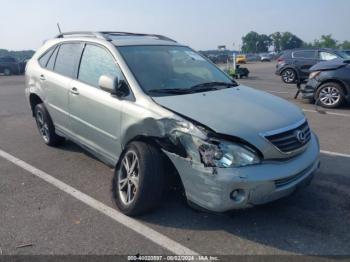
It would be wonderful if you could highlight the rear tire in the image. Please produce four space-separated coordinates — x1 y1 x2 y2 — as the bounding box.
112 141 165 216
315 82 345 108
34 103 65 146
281 68 297 84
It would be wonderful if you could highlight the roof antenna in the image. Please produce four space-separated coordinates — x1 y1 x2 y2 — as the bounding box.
57 23 62 34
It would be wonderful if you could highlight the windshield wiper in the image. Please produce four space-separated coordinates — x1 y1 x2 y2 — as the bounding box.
148 88 191 94
190 81 237 89
148 82 238 95
187 81 238 93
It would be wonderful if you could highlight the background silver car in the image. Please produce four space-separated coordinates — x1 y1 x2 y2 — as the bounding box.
25 31 320 216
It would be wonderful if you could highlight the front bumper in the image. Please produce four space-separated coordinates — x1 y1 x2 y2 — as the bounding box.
275 64 284 75
165 132 320 212
300 79 320 99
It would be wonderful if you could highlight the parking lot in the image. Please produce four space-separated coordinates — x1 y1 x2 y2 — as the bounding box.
0 62 349 257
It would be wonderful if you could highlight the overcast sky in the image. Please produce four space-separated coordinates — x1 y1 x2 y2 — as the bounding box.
0 0 349 51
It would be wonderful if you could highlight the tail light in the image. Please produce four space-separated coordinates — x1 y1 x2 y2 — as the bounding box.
277 57 285 63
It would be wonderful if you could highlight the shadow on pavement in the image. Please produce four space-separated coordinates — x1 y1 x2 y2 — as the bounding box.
140 154 350 255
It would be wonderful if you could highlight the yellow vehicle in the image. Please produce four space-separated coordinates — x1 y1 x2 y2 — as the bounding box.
236 54 247 64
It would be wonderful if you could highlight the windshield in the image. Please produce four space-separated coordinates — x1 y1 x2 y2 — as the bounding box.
338 51 350 59
118 45 236 96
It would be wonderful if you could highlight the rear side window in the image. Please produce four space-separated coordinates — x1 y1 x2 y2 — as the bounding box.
38 47 55 67
293 51 315 59
319 52 338 61
78 44 124 88
54 43 83 78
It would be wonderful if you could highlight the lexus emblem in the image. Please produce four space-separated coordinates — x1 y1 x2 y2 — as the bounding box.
295 130 306 143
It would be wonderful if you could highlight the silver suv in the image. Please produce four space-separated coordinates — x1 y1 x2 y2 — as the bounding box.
25 31 320 216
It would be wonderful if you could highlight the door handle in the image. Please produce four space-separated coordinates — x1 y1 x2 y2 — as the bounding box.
70 87 79 95
39 74 45 81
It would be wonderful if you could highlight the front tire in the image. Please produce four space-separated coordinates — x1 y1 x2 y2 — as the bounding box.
315 82 345 108
281 68 297 84
34 103 65 146
112 142 165 216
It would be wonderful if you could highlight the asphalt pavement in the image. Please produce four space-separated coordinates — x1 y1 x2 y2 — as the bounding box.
0 63 349 257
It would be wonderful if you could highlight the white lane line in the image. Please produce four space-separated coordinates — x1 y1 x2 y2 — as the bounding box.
0 149 199 256
265 90 290 94
303 109 350 118
321 150 350 158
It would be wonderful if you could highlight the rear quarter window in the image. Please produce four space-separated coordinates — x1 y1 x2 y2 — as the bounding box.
38 47 56 68
46 46 59 70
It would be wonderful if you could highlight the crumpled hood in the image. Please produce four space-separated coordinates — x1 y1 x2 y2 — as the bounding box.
310 59 347 71
153 86 304 149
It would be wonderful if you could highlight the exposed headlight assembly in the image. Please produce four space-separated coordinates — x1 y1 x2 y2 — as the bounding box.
169 119 260 168
309 71 321 79
194 138 261 168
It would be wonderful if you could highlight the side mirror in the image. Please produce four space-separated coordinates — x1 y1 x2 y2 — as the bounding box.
98 75 130 98
99 75 118 94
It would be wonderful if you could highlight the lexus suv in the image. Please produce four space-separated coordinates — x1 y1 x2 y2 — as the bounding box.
275 48 350 84
25 31 320 216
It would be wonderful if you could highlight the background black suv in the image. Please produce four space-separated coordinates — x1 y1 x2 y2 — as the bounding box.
275 48 350 83
0 56 23 76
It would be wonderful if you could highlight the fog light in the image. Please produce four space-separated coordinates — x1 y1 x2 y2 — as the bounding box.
230 189 246 203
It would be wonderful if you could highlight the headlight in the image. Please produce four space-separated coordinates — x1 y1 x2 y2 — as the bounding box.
194 138 261 168
169 119 260 168
309 71 321 79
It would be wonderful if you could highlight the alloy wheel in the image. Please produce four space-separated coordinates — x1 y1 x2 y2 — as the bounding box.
118 151 140 205
35 110 50 143
282 69 296 83
319 86 341 106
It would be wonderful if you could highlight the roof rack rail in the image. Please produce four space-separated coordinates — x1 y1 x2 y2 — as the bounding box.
55 31 177 43
99 31 177 43
56 31 107 40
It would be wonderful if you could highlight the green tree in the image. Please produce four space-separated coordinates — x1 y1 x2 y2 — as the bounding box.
319 35 338 48
279 32 304 50
241 31 271 53
270 32 282 52
307 35 338 48
0 49 34 61
340 40 350 49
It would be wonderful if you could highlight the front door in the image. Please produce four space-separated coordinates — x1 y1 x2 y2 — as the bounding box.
68 44 125 164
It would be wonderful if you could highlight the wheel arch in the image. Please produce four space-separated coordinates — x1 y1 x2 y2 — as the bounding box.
29 93 44 117
316 79 349 97
119 135 185 191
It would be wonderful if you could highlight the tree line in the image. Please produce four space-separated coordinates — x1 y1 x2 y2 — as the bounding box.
241 31 350 53
0 49 35 61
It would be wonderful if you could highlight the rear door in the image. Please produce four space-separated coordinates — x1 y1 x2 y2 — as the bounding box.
68 43 126 164
292 50 317 78
42 42 84 132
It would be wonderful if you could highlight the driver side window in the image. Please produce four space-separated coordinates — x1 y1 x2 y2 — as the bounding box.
78 44 125 88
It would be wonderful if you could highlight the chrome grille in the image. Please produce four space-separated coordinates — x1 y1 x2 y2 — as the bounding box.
265 121 311 153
